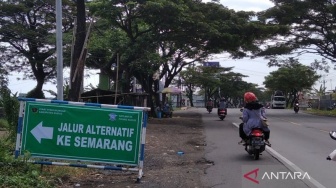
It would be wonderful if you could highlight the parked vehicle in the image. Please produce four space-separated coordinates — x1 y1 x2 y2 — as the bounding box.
271 90 286 109
327 103 336 111
294 103 300 113
218 108 227 120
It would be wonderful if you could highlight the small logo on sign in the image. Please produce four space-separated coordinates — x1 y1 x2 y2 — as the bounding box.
109 113 117 121
32 108 38 113
244 168 259 184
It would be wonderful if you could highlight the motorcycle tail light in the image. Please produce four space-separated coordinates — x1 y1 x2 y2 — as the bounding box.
253 132 262 137
251 130 263 137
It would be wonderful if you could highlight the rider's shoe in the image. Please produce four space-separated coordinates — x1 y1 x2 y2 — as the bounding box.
265 140 271 147
238 140 246 145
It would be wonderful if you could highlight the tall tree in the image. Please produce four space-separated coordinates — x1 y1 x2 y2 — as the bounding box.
179 66 199 107
0 0 75 98
257 0 336 62
68 0 87 101
87 0 282 113
180 64 259 106
263 58 321 105
0 0 73 98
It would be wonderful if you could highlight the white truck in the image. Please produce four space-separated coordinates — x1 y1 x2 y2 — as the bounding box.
271 91 286 109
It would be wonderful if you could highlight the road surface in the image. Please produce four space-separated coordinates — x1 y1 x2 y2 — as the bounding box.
197 107 333 188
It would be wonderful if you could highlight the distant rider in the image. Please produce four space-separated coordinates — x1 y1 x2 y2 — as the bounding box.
217 97 227 115
206 99 214 110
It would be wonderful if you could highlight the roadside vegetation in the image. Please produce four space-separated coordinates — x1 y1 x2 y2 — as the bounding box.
304 108 336 117
0 86 89 188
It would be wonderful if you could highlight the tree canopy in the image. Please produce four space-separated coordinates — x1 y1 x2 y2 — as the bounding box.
263 58 321 97
85 0 280 110
180 64 265 106
0 0 293 106
257 0 336 62
0 0 75 98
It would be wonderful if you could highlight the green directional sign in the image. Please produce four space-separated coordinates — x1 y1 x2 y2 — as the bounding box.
21 102 143 165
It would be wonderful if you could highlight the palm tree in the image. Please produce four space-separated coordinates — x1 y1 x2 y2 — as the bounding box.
313 84 326 97
313 84 326 109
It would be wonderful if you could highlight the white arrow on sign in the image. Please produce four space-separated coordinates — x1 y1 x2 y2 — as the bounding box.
30 121 54 143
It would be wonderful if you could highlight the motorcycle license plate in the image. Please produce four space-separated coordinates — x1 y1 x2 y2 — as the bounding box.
252 140 264 146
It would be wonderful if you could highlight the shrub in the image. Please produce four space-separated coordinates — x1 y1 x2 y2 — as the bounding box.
0 118 8 129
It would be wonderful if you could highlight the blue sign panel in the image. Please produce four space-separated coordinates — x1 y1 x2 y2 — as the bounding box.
203 62 220 67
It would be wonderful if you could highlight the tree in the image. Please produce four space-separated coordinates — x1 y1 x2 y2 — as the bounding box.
0 61 8 91
180 64 262 107
0 0 75 98
87 0 281 110
313 84 326 97
180 66 199 107
69 0 87 101
263 57 321 106
257 0 336 62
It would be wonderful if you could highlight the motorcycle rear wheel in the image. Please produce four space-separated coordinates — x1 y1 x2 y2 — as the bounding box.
254 149 260 160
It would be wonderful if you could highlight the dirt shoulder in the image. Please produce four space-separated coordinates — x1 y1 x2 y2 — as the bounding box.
61 109 210 188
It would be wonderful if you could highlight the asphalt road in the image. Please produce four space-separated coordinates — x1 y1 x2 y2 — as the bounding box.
194 107 335 188
262 108 336 188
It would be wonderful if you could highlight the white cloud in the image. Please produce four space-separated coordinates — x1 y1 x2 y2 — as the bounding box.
204 0 274 11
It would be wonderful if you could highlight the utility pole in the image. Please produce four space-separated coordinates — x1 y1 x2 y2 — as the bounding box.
56 0 63 100
114 54 119 104
320 75 328 95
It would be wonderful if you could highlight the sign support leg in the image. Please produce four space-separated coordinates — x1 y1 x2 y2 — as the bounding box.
15 101 25 158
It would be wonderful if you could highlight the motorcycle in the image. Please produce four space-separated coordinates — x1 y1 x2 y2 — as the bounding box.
245 128 266 160
294 103 299 113
206 106 213 113
218 108 227 120
327 103 336 111
239 109 267 160
327 131 336 161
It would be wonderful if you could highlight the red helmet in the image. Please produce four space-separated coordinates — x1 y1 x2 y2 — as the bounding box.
244 92 257 103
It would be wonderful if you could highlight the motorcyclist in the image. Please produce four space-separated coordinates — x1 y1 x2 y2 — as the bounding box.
217 97 227 115
238 92 271 146
206 99 214 110
294 98 299 105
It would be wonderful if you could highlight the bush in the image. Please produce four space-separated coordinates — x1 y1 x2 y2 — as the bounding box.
0 89 19 141
26 88 45 99
0 118 8 129
0 87 56 187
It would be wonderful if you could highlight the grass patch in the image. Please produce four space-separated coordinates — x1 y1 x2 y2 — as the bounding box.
0 118 8 130
39 164 93 186
304 108 336 117
0 135 91 188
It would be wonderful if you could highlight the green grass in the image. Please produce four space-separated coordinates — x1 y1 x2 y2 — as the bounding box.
304 108 336 117
0 118 8 130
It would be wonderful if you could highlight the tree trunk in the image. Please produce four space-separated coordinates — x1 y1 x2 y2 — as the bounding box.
69 0 86 102
27 59 46 99
186 84 194 107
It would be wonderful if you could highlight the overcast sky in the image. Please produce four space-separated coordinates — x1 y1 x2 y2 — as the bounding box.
213 0 274 11
8 0 336 97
